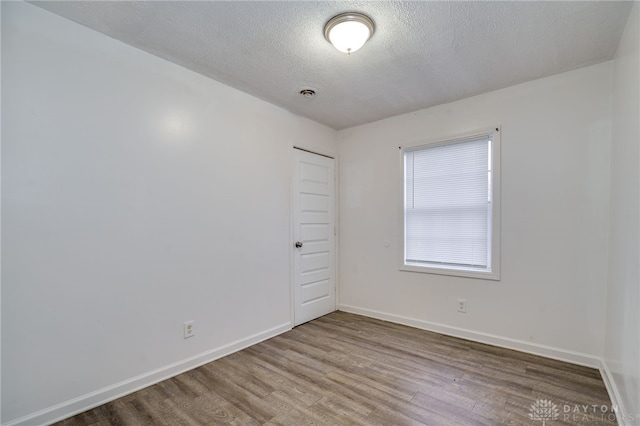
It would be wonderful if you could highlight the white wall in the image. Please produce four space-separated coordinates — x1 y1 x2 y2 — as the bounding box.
0 2 3 421
2 1 637 425
1 2 335 424
337 62 612 363
605 2 640 424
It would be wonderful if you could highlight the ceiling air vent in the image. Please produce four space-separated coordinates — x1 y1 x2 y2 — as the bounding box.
299 89 316 99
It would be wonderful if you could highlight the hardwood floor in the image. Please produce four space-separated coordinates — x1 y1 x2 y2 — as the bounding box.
56 312 615 425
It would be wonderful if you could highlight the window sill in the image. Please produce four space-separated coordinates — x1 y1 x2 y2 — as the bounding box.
400 264 500 281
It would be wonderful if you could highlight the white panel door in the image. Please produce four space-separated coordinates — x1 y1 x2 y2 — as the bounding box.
292 148 336 326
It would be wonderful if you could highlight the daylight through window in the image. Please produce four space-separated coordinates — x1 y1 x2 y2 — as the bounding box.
402 129 500 280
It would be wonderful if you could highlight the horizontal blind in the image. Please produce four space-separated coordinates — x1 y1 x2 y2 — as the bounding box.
405 136 491 269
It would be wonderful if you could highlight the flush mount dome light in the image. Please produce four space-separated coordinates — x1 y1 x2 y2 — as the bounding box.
324 12 375 54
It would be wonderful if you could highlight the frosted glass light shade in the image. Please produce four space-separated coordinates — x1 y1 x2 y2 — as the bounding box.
324 13 375 54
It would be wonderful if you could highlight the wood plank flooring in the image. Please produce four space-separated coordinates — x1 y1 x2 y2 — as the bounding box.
56 312 616 425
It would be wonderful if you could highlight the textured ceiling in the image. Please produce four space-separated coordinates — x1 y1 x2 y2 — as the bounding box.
31 1 633 130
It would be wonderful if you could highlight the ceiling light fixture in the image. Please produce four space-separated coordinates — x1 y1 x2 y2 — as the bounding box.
324 12 375 55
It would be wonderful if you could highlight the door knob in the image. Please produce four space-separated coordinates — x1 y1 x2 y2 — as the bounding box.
295 241 303 248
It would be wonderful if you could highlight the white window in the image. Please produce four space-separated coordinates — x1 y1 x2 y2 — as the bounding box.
401 128 500 280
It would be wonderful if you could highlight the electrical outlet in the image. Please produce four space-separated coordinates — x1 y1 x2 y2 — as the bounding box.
183 320 195 339
457 299 467 313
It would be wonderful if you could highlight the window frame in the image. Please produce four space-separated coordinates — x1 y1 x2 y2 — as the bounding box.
399 127 501 281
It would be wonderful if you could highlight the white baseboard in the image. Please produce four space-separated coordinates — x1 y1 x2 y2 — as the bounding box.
339 304 635 424
600 359 630 426
7 308 626 426
4 322 292 426
338 304 602 368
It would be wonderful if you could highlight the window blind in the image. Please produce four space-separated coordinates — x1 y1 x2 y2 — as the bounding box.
404 135 492 270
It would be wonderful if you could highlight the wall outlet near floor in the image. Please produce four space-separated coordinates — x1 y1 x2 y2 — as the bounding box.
183 320 195 338
457 299 467 313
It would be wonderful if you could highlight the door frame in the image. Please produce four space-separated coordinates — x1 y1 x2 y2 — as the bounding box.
289 146 339 327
